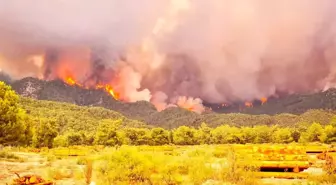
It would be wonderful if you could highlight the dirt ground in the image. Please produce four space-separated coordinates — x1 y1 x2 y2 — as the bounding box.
0 152 86 185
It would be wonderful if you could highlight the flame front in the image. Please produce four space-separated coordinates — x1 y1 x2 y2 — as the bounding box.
64 76 83 87
245 102 253 108
260 97 267 105
104 85 120 100
65 76 76 86
63 75 120 100
176 96 205 113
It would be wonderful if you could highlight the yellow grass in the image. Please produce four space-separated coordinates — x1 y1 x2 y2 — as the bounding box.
49 146 95 156
4 144 336 185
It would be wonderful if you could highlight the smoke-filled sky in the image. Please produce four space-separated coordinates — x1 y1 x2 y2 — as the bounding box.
1 0 336 112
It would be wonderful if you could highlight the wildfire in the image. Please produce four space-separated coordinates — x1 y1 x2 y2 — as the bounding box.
187 107 194 111
95 84 104 89
65 76 76 86
175 96 205 113
64 76 84 87
104 85 120 100
260 97 267 105
64 76 120 100
245 102 253 108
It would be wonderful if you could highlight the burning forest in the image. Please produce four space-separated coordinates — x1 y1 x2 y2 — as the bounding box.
1 0 336 114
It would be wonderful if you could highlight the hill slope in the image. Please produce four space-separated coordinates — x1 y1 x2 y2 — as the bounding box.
9 77 336 128
12 77 158 120
20 97 149 133
20 97 336 130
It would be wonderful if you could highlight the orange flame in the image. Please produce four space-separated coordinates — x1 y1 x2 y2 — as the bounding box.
95 84 104 89
105 85 120 100
64 76 83 87
63 76 120 100
65 76 76 85
260 97 267 105
186 106 195 111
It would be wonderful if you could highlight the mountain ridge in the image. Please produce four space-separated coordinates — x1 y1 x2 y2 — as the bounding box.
7 77 336 128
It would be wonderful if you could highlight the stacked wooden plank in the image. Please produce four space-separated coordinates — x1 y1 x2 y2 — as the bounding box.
305 145 331 153
236 146 310 173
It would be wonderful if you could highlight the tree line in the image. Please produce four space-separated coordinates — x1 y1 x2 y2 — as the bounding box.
51 120 336 147
0 81 336 148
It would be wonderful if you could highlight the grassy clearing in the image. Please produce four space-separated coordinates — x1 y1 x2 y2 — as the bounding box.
92 145 258 185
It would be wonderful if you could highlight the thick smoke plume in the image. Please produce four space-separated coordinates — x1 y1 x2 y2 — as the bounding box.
1 0 336 113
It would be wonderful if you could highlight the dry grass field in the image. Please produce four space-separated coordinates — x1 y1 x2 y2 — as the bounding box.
1 144 335 185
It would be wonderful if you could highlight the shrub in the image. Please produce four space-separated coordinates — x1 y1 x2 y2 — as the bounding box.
95 147 155 184
0 151 23 162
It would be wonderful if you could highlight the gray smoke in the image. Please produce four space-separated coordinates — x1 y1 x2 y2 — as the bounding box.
1 0 336 107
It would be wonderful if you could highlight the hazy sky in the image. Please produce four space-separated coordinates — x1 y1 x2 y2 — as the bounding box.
1 0 336 110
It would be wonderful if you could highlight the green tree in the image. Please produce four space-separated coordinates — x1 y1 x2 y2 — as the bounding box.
240 127 256 144
299 122 324 143
150 128 169 145
32 118 58 148
79 131 94 145
253 125 275 144
123 128 152 145
53 135 68 147
211 125 243 144
211 125 229 144
19 115 34 146
273 128 293 143
94 119 124 146
306 122 324 142
66 131 83 146
226 126 244 144
320 125 336 143
0 82 27 145
196 123 212 144
173 126 198 145
292 122 310 142
291 128 301 143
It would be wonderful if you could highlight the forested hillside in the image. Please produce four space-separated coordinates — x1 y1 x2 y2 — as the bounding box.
9 77 336 130
22 96 336 146
20 94 336 129
1 81 336 148
20 98 149 133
